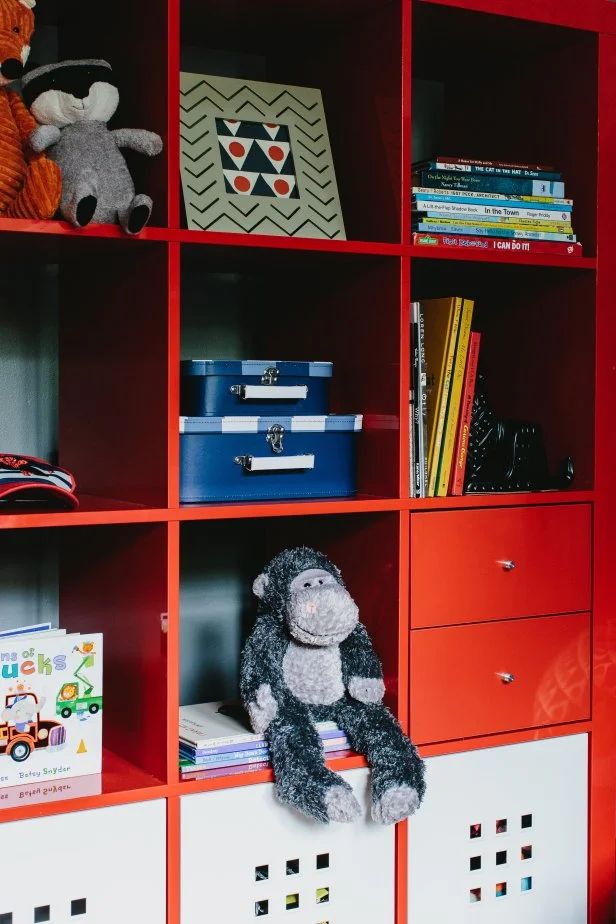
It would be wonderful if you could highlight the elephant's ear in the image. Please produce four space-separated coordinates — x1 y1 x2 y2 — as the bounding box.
252 572 269 599
19 0 36 9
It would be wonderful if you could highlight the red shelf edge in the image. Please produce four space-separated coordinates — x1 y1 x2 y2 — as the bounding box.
410 244 597 270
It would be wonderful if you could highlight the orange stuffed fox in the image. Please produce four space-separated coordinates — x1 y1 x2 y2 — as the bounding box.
0 0 60 218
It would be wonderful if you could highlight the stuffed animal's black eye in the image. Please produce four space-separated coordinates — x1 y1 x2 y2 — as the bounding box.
318 580 324 585
303 582 311 588
12 25 20 33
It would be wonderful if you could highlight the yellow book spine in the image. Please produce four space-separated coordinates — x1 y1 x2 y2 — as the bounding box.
425 217 572 233
436 298 475 496
428 297 463 496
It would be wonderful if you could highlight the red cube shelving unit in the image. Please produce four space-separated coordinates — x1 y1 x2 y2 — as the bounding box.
1 0 616 921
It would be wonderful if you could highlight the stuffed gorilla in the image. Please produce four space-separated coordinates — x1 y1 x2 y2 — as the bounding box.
240 547 426 824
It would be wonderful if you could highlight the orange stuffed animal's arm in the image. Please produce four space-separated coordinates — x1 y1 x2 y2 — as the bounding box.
7 90 38 153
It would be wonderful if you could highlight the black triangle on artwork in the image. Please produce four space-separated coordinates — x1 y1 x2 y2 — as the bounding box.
252 175 275 197
243 143 275 174
218 145 241 171
280 152 297 175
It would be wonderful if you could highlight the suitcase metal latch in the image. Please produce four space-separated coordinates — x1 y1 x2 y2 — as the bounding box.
261 366 279 385
266 424 285 454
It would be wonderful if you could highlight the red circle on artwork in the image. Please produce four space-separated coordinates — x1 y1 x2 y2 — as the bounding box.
234 176 251 192
274 179 290 195
229 141 245 157
268 145 285 162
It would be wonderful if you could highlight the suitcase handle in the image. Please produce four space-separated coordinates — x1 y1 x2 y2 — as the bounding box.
234 454 315 472
230 385 308 400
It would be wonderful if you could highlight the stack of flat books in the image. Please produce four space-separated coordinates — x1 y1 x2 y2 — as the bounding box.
411 155 582 257
180 700 352 781
411 297 481 498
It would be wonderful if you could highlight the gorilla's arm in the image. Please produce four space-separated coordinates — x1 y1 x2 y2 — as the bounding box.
240 614 288 734
340 624 386 704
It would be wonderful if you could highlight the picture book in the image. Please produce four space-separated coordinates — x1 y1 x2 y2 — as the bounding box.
451 332 482 495
0 625 103 789
422 296 463 496
180 700 342 752
436 298 475 496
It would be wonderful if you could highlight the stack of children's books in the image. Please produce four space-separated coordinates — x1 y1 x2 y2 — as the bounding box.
411 297 480 498
180 700 352 781
0 622 103 789
411 155 581 257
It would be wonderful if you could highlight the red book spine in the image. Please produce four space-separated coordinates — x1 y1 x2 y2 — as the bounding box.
450 332 481 496
435 155 556 172
412 232 583 256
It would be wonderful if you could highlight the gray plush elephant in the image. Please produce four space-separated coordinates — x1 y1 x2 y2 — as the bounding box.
240 547 426 824
22 59 162 234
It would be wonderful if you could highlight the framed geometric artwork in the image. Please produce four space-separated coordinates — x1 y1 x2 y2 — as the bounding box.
180 73 346 240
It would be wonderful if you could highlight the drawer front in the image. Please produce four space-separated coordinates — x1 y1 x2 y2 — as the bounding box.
181 768 395 923
0 800 167 923
410 612 590 743
410 504 591 628
408 736 588 923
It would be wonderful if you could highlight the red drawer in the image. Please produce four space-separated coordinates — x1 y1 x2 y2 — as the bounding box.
410 612 590 744
410 504 591 628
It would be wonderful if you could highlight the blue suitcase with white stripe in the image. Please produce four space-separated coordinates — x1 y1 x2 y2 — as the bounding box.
181 360 332 417
180 415 362 503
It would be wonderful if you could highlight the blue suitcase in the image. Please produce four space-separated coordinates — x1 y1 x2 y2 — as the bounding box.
181 360 333 417
180 414 362 503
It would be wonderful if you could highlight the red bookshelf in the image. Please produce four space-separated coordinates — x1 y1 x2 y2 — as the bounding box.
0 0 614 922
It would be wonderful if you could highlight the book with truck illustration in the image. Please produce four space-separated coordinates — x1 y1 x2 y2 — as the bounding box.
0 623 102 788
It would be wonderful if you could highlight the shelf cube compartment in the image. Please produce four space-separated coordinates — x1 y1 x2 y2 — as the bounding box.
410 260 596 491
0 799 166 921
0 524 170 794
34 0 169 227
180 512 401 762
408 735 588 922
0 239 170 512
181 767 394 923
411 4 597 256
180 247 403 501
179 0 403 242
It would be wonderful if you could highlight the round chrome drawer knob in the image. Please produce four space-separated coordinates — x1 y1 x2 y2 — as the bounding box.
496 672 516 684
498 559 516 571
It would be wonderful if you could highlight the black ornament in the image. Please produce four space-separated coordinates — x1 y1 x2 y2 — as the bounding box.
464 371 574 493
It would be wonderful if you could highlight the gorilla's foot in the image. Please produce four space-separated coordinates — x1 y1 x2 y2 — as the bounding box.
372 785 420 825
324 784 362 823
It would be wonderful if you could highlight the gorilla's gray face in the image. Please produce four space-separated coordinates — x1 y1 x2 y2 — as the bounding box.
286 568 358 646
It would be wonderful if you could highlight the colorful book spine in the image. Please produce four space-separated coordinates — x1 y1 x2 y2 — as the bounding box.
180 750 274 769
428 297 463 497
413 222 576 242
179 722 344 751
436 299 475 496
415 160 561 180
411 232 582 256
451 332 481 496
409 391 416 496
418 304 428 496
181 735 350 766
181 760 271 780
412 187 573 207
431 155 556 170
179 737 268 756
414 216 573 233
413 200 572 222
180 746 270 764
411 302 422 497
412 171 565 198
